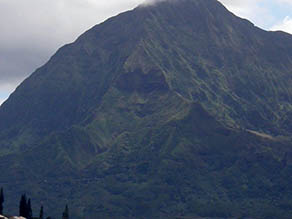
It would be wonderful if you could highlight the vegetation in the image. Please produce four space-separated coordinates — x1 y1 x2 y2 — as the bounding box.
39 205 43 219
19 195 35 219
0 0 292 218
62 205 69 219
1 188 68 219
19 194 28 218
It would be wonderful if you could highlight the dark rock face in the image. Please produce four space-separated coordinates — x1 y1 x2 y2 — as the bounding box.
115 68 169 93
0 0 292 218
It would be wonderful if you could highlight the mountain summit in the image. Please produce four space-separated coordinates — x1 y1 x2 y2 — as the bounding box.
1 0 292 218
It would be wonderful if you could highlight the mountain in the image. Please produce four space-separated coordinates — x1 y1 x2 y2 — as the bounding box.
1 0 292 218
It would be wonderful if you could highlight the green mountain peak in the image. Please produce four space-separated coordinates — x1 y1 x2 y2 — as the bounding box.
1 0 292 218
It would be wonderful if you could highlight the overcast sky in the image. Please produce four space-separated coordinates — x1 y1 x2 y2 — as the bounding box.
1 0 292 105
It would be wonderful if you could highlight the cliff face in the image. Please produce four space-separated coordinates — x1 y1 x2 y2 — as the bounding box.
0 0 292 218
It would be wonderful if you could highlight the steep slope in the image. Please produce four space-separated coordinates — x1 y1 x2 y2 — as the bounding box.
0 0 292 218
134 0 292 134
1 0 292 152
0 9 148 153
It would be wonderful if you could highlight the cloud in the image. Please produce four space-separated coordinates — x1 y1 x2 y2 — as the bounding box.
220 0 278 29
0 97 6 106
0 98 5 106
271 16 292 34
0 82 16 106
277 0 292 5
0 0 144 104
268 0 292 34
0 0 144 81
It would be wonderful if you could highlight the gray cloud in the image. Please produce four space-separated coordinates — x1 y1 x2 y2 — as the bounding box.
0 0 143 82
0 0 144 104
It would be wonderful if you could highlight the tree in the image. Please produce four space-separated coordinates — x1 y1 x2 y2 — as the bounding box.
62 205 69 219
19 194 28 217
39 205 44 219
0 188 4 215
19 194 34 218
27 198 32 219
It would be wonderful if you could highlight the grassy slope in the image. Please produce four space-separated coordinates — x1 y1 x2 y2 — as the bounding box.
0 0 292 218
2 90 292 218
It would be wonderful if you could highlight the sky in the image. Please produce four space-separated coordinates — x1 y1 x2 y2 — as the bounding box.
1 0 292 105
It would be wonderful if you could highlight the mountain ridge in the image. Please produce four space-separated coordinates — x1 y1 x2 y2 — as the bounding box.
0 0 292 218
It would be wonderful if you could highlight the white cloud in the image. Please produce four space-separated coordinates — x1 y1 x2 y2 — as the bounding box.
277 0 292 5
271 16 292 34
0 82 17 106
220 0 277 29
0 97 5 106
0 98 5 106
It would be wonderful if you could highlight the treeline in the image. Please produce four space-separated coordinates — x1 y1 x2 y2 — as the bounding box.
0 188 69 219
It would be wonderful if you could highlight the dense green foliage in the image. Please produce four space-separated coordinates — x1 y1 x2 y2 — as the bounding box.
0 0 292 218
